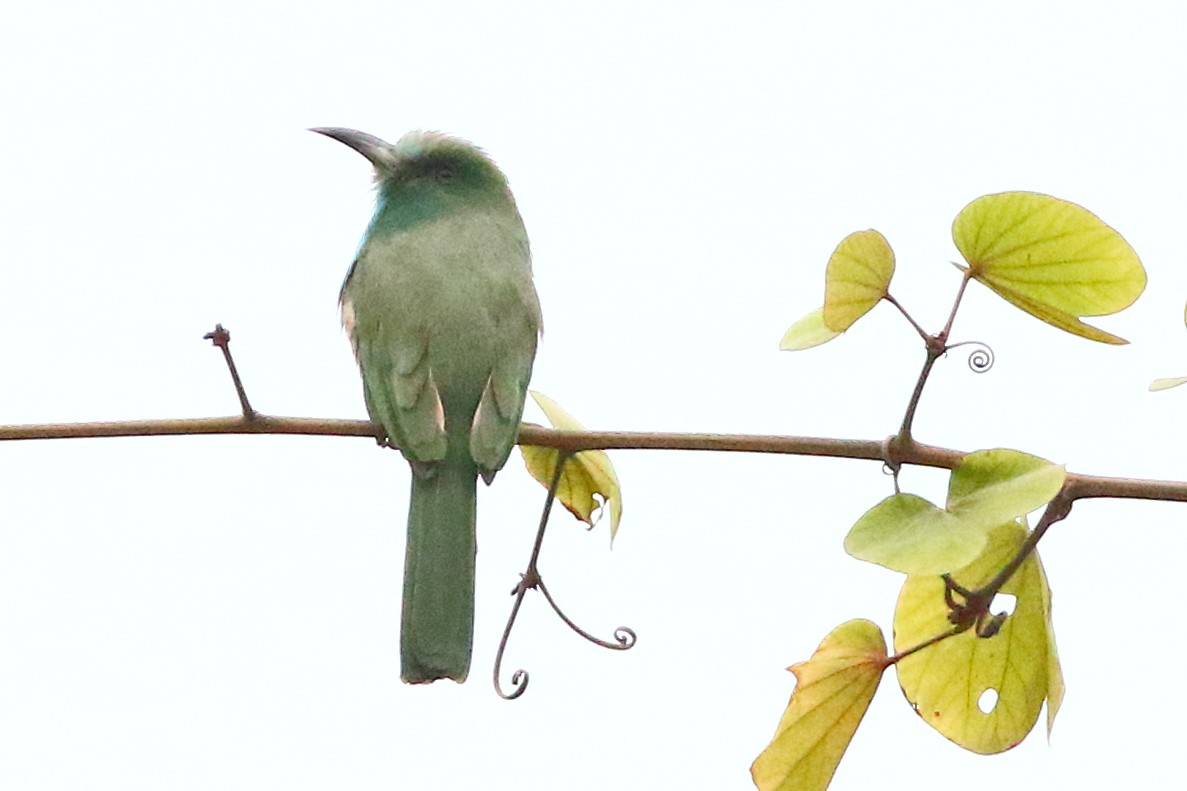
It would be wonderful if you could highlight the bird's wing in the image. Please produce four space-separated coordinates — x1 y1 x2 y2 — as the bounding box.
343 285 448 465
471 278 541 483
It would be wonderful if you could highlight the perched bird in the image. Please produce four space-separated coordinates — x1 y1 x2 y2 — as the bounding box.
313 128 542 683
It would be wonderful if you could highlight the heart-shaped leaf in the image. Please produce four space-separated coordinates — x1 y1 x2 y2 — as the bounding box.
823 230 895 332
894 520 1063 754
947 449 1066 531
952 192 1145 344
751 619 888 791
844 493 990 575
779 308 842 351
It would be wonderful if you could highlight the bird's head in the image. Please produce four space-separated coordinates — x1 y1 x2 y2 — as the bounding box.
311 127 514 212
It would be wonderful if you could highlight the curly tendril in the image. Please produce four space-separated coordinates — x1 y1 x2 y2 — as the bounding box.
947 340 995 373
491 452 636 699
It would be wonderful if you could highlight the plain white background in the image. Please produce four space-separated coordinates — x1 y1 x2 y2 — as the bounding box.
2 2 1185 788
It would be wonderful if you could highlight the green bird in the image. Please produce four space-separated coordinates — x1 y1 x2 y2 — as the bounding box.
313 128 542 683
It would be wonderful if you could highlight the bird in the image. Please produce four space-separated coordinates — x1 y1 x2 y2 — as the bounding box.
312 128 542 683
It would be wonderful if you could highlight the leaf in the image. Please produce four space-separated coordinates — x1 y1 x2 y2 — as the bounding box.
751 619 888 791
1040 551 1064 738
781 231 893 351
822 230 895 332
845 450 1064 576
780 308 842 351
520 391 623 542
962 278 1131 344
894 520 1063 754
1149 377 1187 392
844 493 989 575
946 449 1066 532
967 280 1131 344
952 191 1146 344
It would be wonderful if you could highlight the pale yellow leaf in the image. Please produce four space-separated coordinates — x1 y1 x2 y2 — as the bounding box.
1038 548 1064 738
780 308 842 351
751 620 887 791
520 391 623 541
823 230 895 332
1149 377 1187 392
894 521 1062 754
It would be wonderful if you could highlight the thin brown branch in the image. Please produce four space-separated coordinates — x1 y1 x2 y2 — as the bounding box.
203 324 255 419
977 494 1073 596
0 416 377 441
897 347 942 441
2 416 1187 504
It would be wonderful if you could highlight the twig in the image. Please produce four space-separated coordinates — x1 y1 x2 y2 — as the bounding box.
203 324 255 418
965 494 1073 603
897 347 943 442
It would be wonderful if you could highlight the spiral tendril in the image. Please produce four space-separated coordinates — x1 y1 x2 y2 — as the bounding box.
495 667 529 700
493 578 532 700
948 340 995 373
492 451 636 698
539 578 637 651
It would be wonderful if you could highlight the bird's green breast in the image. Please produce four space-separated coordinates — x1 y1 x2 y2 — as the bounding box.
346 203 534 416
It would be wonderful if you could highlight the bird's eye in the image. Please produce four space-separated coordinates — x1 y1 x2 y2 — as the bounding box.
435 165 456 182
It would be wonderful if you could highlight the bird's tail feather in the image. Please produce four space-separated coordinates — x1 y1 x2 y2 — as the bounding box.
401 459 477 683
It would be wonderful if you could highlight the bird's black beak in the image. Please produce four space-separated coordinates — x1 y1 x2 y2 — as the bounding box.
310 127 399 174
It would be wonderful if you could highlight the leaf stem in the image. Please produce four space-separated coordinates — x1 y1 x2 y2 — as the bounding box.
884 293 930 343
886 624 966 665
940 269 974 341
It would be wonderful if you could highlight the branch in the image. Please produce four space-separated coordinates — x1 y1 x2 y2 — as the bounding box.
2 323 1185 506
2 417 1186 503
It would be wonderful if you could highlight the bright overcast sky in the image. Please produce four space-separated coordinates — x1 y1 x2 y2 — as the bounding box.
2 3 1185 789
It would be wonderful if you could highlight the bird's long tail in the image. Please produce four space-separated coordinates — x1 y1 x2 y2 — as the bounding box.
401 458 478 683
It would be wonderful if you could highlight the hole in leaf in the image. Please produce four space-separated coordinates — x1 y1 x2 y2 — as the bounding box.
590 493 606 527
978 688 998 714
991 592 1016 615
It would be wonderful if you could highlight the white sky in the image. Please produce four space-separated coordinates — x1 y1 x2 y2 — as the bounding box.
2 2 1185 789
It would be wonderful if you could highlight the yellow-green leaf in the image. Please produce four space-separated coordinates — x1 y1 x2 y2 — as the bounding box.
780 308 842 351
751 619 888 791
947 449 1066 532
520 391 623 542
823 230 895 332
894 520 1063 754
844 493 989 575
1040 551 1064 738
952 191 1145 344
1150 377 1187 392
965 278 1131 344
